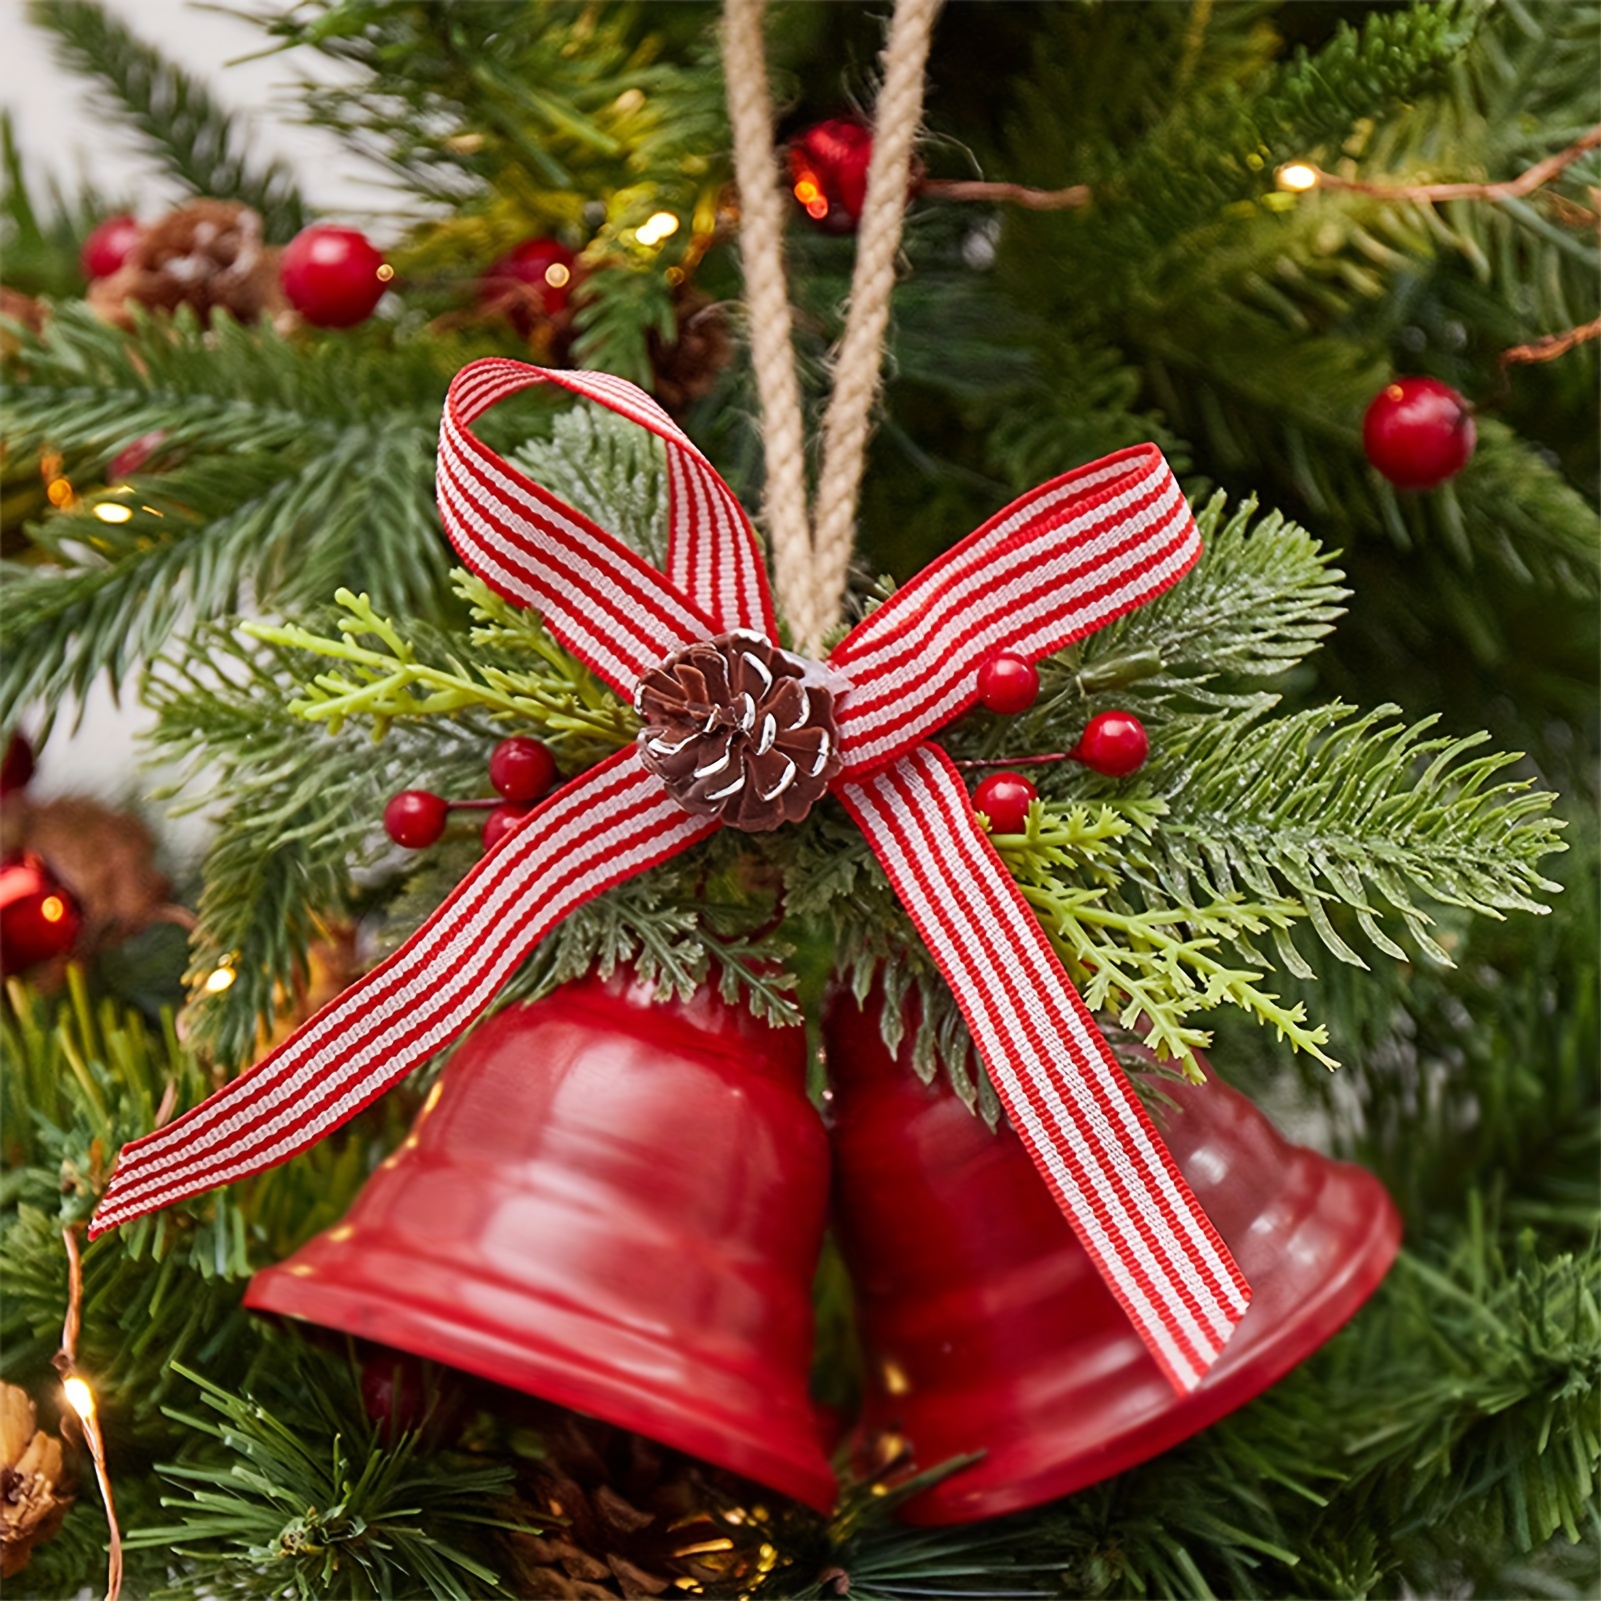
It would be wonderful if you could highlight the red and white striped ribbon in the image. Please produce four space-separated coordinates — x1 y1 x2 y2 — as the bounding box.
841 745 1250 1388
91 752 715 1230
91 357 1249 1392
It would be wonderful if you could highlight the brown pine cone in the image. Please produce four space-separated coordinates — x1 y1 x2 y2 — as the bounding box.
502 1407 767 1597
649 290 733 416
88 200 284 328
635 633 842 832
0 1383 73 1579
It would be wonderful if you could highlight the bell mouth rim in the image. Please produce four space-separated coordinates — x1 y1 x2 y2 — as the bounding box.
245 1236 839 1515
885 1163 1401 1527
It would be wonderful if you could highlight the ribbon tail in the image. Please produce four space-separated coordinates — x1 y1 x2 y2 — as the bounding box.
90 749 717 1238
839 743 1251 1393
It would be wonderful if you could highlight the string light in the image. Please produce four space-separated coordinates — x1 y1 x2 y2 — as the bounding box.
792 175 830 220
636 211 681 247
47 477 75 507
543 261 571 288
93 504 133 524
376 263 396 283
62 1375 96 1420
203 964 236 993
1277 162 1320 192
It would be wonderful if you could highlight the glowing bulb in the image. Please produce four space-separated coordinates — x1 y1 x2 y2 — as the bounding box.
63 1376 96 1420
793 179 819 204
635 211 680 247
203 965 236 994
94 503 133 524
1277 162 1319 192
376 263 395 283
805 197 829 220
47 478 74 507
543 262 570 289
39 896 66 924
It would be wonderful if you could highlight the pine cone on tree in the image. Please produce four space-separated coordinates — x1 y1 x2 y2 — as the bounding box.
0 1383 73 1579
502 1408 768 1598
88 200 285 328
648 289 733 415
1 793 174 959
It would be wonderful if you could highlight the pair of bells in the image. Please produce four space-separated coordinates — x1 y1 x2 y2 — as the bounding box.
246 973 1400 1523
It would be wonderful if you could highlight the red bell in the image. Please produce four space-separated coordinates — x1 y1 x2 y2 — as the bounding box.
246 971 837 1511
825 988 1401 1525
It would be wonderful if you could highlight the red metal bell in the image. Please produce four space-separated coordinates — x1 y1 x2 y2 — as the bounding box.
825 988 1401 1525
247 971 837 1512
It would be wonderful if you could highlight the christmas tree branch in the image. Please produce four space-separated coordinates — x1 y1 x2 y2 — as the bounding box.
26 0 308 240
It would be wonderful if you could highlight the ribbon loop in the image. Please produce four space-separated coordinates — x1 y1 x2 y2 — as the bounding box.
840 742 1251 1390
831 447 1199 776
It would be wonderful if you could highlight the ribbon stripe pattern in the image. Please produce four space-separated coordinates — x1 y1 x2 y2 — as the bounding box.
92 358 1250 1395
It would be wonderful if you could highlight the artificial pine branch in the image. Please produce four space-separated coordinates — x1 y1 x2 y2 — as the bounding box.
26 0 308 240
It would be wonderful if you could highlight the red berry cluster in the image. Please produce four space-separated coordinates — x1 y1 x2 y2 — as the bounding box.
789 118 874 233
966 654 1151 833
384 738 559 855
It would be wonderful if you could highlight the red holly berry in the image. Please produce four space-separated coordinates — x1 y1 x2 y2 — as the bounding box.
488 737 557 804
480 237 578 332
789 118 874 233
1362 377 1477 489
1 732 35 795
1071 710 1149 778
80 213 142 279
0 851 82 970
976 653 1040 716
482 803 532 852
972 773 1037 835
280 226 388 328
384 790 449 849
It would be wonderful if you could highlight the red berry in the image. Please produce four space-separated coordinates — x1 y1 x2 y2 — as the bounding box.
0 851 81 971
789 118 874 233
80 213 142 279
1 732 34 795
1071 710 1149 778
976 653 1040 715
972 773 1037 835
384 790 449 849
483 803 532 852
480 237 578 332
280 226 388 328
1362 377 1476 489
488 737 557 803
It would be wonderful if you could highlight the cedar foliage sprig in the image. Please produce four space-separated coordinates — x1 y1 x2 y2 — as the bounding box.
26 0 308 239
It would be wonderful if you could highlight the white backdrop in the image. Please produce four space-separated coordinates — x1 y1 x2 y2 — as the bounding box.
3 0 376 841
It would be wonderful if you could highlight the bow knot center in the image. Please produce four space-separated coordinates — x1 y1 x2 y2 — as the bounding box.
635 633 843 832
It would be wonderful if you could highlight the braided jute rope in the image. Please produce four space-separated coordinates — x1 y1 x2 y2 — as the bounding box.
721 0 943 654
721 0 817 648
809 0 942 651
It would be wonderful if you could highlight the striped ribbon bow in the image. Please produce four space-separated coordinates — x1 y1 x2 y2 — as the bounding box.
91 358 1250 1393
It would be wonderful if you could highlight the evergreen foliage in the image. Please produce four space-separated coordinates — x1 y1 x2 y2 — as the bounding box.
27 0 309 239
1 1 1595 1597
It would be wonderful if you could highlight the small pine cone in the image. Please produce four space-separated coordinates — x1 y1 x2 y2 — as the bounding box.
2 794 172 953
649 290 732 415
635 633 843 832
0 1383 73 1579
89 200 283 328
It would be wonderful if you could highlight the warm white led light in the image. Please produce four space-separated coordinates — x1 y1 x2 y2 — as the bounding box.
1277 162 1320 192
63 1376 96 1420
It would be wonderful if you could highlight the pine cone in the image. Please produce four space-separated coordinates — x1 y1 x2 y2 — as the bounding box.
635 634 842 832
2 794 172 952
0 1383 73 1579
502 1407 766 1597
649 290 733 416
89 200 283 328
